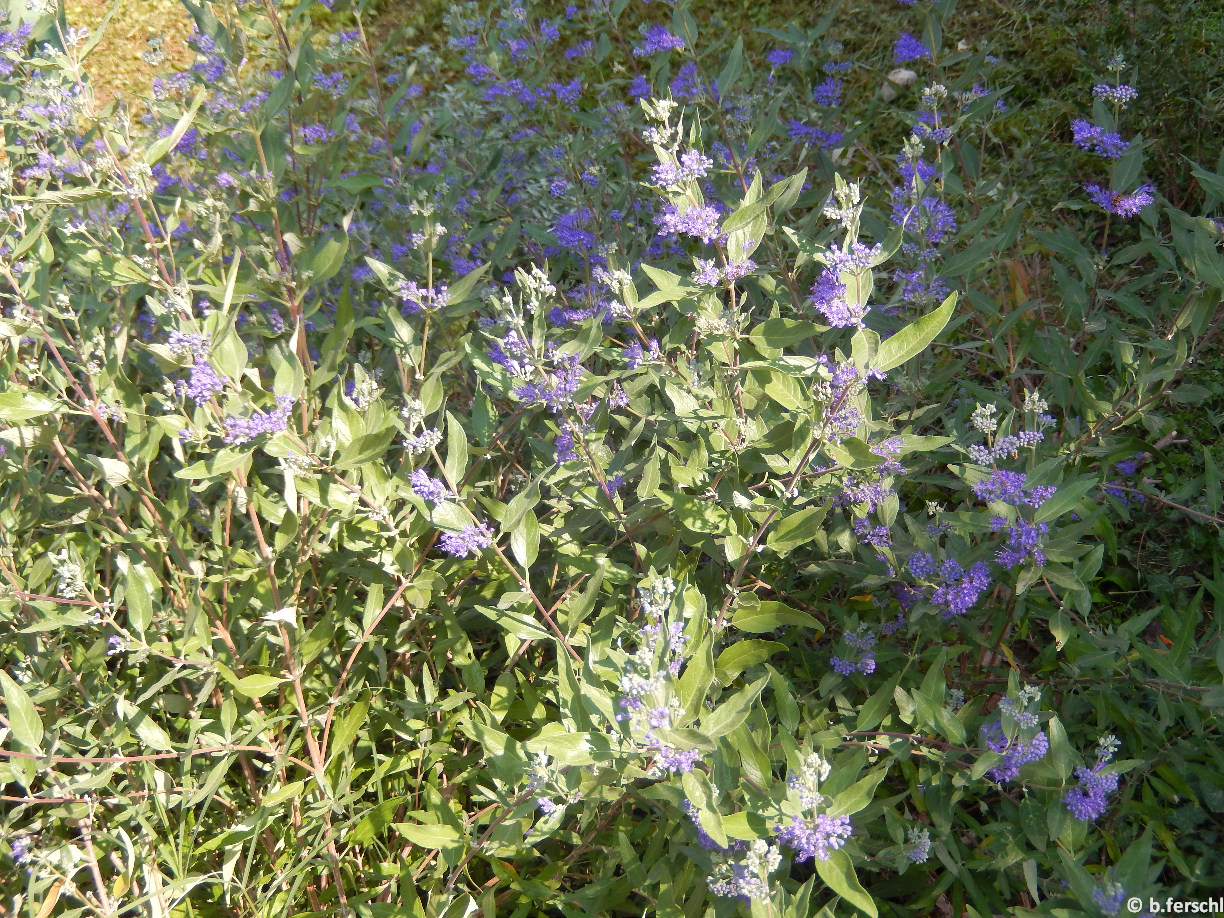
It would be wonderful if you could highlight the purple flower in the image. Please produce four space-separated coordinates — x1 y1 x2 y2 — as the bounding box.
693 258 722 286
775 813 852 862
853 516 892 549
981 720 1049 783
223 396 294 445
399 281 450 314
601 473 625 498
808 242 881 328
765 48 793 67
555 430 578 462
967 430 1045 463
919 559 991 618
553 207 597 252
513 351 584 413
812 76 843 107
439 522 494 558
183 358 226 403
656 203 723 244
786 121 843 148
834 629 878 674
679 149 713 180
991 516 1049 569
564 39 593 59
1092 83 1138 106
628 74 652 98
897 154 940 188
410 469 450 505
972 470 1057 510
724 259 755 282
1084 183 1156 218
652 744 700 774
894 32 930 64
1070 119 1130 158
891 193 957 244
1065 742 1121 822
633 24 684 57
9 836 30 865
1064 762 1120 821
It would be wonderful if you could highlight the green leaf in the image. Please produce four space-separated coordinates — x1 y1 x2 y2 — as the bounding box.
814 849 877 917
445 262 490 307
657 492 733 535
305 235 348 285
145 87 208 166
0 391 59 423
827 768 887 817
717 37 744 97
78 0 121 63
639 264 697 307
120 555 155 638
510 509 540 567
765 168 808 216
335 427 398 470
444 410 469 486
0 671 43 750
679 634 715 719
748 317 822 350
474 605 550 643
330 695 370 759
175 448 253 480
233 674 284 698
1205 448 1222 514
702 674 769 738
731 601 821 633
855 678 898 732
85 455 131 487
396 823 465 851
210 318 247 383
681 770 728 849
714 640 785 684
501 474 543 533
874 291 957 372
766 503 830 553
1033 478 1098 523
721 199 769 236
349 796 409 845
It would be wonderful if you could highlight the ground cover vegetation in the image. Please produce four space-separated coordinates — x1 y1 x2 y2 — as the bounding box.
2 0 1224 915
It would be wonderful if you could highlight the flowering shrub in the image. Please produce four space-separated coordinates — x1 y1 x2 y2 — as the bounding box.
1 0 1223 915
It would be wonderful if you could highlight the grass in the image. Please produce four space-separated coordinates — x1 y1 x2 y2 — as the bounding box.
64 0 194 114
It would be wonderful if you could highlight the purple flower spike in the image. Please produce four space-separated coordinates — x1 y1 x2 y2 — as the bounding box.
894 32 930 64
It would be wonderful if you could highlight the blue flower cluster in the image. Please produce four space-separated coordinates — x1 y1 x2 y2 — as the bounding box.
439 522 494 558
972 470 1056 508
633 24 684 57
182 358 226 404
808 241 882 328
1065 735 1121 821
1075 79 1155 217
893 32 930 64
410 469 449 505
906 553 993 618
1071 119 1130 158
223 395 294 445
832 628 877 675
981 719 1049 783
774 813 853 862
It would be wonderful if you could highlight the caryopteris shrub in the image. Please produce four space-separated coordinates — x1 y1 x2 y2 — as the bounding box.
2 0 1223 915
